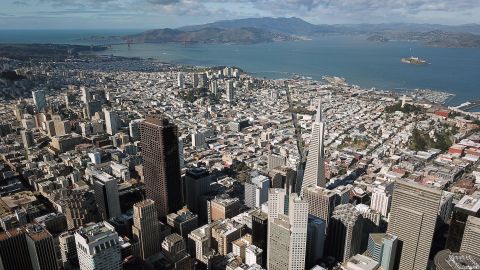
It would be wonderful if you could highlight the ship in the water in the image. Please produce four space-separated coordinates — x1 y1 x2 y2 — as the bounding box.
401 56 428 65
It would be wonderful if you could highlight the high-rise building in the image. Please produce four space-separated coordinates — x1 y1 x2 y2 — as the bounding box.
104 109 119 135
75 222 122 270
268 192 308 270
25 225 58 270
211 220 244 255
85 100 102 119
0 227 33 270
460 216 480 256
177 72 185 88
365 233 398 270
252 211 268 268
387 180 442 270
93 171 121 220
446 192 480 252
226 80 235 102
326 204 363 262
245 174 270 209
188 220 221 266
268 166 297 195
268 154 286 170
191 130 206 149
302 99 326 192
209 80 218 96
59 231 78 269
306 216 325 269
128 119 143 142
140 115 182 218
208 195 241 222
32 90 46 112
370 181 394 218
166 208 199 238
303 185 339 229
21 129 35 149
131 199 162 259
184 167 212 215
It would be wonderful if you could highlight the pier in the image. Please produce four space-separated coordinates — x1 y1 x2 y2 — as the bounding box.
456 100 480 111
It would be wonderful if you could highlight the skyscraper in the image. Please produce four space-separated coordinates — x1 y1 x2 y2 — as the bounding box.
21 129 35 149
387 180 442 270
252 211 268 268
365 233 398 270
184 167 212 215
32 90 46 112
131 199 162 259
104 109 119 135
326 204 363 262
226 80 235 102
140 115 182 218
303 185 339 229
460 216 480 256
93 171 121 220
370 181 394 218
177 72 185 88
446 192 480 252
268 190 308 270
75 222 122 270
0 227 33 270
302 99 326 193
244 174 270 209
25 225 58 270
306 216 326 268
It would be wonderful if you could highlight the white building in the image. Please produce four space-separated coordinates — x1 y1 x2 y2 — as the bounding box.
177 72 185 88
245 174 270 209
74 222 122 270
104 109 119 135
370 181 394 218
302 99 326 193
192 130 206 149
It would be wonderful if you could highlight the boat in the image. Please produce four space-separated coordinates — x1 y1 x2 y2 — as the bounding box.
401 56 428 65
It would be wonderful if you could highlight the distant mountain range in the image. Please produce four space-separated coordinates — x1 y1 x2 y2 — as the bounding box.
116 17 480 48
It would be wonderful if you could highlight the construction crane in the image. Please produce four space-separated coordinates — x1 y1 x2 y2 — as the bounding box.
284 81 306 194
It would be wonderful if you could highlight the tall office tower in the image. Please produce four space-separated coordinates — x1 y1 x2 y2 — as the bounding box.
177 72 185 88
85 100 102 119
93 171 121 220
81 86 89 103
178 138 185 169
268 193 308 270
370 181 394 218
303 185 339 229
21 129 35 149
62 187 99 230
184 167 212 215
54 120 71 136
302 99 326 193
104 109 119 135
59 231 78 269
188 220 222 266
226 80 235 102
162 233 186 255
128 119 143 142
45 120 56 137
0 228 33 270
25 225 58 270
326 204 363 262
268 153 286 170
75 222 122 270
140 115 182 218
387 180 442 270
32 90 46 112
191 130 206 149
306 216 326 268
365 233 398 270
131 199 162 259
244 174 271 209
460 216 480 255
211 220 243 255
208 195 241 222
193 73 200 88
209 80 218 96
166 208 199 238
269 166 297 195
446 192 480 252
252 211 268 268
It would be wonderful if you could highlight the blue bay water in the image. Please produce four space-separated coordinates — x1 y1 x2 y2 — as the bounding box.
1 31 479 106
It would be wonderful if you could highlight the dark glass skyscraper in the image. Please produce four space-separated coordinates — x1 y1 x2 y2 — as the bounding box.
140 115 182 218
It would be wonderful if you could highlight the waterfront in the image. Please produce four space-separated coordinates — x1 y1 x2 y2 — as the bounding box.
1 31 479 106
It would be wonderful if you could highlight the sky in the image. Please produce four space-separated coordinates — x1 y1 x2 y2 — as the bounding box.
1 0 480 29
